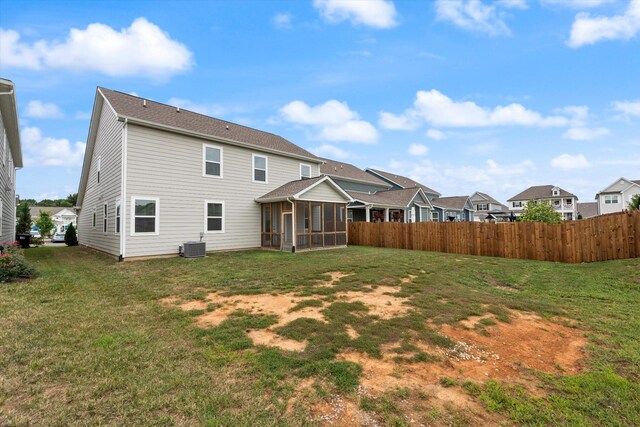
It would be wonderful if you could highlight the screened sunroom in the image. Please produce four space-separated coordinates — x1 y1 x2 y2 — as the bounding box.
256 176 352 252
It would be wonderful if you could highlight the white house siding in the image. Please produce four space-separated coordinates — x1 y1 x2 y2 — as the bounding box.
77 103 122 255
597 180 640 215
124 124 321 257
0 113 16 245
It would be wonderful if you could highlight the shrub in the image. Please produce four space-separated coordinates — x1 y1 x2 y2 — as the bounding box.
0 242 38 283
519 200 563 224
15 202 32 234
629 194 640 211
65 223 78 246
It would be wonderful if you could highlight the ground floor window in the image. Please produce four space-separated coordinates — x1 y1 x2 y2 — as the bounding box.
205 201 224 233
103 204 108 233
432 211 439 222
132 197 159 235
115 199 121 234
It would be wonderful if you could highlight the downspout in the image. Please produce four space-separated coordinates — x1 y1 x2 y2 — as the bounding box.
287 197 295 253
119 118 128 261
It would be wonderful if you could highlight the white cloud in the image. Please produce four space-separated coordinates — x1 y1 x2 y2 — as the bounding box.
273 13 293 29
75 111 92 120
425 128 446 140
563 127 609 140
541 0 613 9
408 143 429 156
381 89 568 129
551 153 591 169
435 0 514 36
21 127 86 167
311 144 351 160
612 100 640 117
568 0 640 48
379 111 420 130
280 99 378 144
313 0 398 29
25 100 64 119
497 0 528 9
0 18 193 79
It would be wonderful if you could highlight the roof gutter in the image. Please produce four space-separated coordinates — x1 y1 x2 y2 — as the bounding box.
118 115 322 164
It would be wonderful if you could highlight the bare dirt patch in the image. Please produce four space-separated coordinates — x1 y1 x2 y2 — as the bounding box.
458 314 496 329
441 310 586 376
334 286 410 319
246 329 307 351
400 274 417 284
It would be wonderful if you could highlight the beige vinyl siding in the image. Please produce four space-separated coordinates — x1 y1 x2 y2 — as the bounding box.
0 112 16 245
124 124 321 257
77 102 122 255
298 182 349 202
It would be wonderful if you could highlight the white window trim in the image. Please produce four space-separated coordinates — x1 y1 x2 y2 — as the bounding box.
202 143 223 179
103 203 108 233
431 211 439 222
252 154 268 184
130 197 160 236
204 200 225 234
604 195 619 204
300 163 312 179
115 198 121 235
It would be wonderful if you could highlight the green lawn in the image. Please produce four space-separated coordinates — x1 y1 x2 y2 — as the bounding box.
1 246 639 426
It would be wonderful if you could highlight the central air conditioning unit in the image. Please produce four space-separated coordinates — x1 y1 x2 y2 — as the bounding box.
180 241 206 258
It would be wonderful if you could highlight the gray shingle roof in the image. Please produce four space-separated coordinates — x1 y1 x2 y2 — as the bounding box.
475 191 502 205
99 88 320 161
507 185 576 202
366 168 441 196
255 176 345 202
348 188 424 208
432 196 471 211
320 158 390 187
632 180 640 186
30 207 66 217
577 202 598 219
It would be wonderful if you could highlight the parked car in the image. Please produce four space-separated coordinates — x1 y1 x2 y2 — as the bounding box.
30 230 41 238
51 232 66 243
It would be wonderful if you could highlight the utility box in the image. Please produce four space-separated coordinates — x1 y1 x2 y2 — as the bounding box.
180 241 206 258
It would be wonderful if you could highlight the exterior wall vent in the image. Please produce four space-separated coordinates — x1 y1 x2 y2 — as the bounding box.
180 241 206 258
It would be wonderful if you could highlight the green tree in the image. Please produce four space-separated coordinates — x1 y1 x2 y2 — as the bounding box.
519 200 563 224
64 223 78 246
66 193 78 206
15 201 32 234
36 211 56 237
628 194 640 211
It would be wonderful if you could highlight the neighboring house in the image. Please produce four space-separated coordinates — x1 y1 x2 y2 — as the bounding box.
365 168 441 202
76 88 351 258
507 185 578 220
0 78 23 245
431 196 475 222
30 207 78 231
470 191 510 222
319 159 433 222
595 177 640 215
577 202 598 219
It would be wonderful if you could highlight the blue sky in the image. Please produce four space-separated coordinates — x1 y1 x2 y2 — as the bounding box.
2 0 639 204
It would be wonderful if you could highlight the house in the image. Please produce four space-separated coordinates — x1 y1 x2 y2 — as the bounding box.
319 159 433 222
365 168 441 202
76 88 351 259
431 196 475 222
577 202 598 219
29 207 78 231
0 78 23 245
595 177 640 215
469 191 510 222
507 185 578 220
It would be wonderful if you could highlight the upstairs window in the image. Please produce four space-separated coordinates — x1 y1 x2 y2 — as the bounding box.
97 156 101 184
205 201 224 233
253 154 267 183
552 188 560 196
477 203 489 211
203 144 222 177
300 164 312 179
513 201 522 208
92 208 96 228
132 198 159 235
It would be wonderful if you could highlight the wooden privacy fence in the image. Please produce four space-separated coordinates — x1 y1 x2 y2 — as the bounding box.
348 210 640 263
